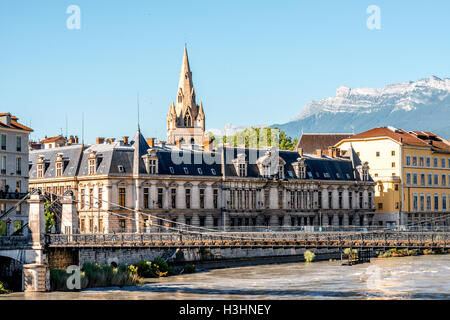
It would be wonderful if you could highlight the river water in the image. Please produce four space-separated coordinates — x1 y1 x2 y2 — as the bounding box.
2 255 450 300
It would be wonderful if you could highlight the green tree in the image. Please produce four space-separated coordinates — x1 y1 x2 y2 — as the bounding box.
44 201 56 233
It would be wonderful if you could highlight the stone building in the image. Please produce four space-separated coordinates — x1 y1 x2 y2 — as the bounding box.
336 127 450 227
0 113 33 236
29 131 376 233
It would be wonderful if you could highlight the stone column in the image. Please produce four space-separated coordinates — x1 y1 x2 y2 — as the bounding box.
192 183 200 209
343 213 349 226
205 214 214 228
61 192 79 235
192 213 200 227
332 213 339 226
343 187 350 209
134 182 141 233
24 192 50 292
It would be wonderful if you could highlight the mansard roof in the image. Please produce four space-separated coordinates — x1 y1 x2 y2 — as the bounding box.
29 141 372 182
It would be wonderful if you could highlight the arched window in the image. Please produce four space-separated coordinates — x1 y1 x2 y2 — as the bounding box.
184 114 192 127
178 94 183 103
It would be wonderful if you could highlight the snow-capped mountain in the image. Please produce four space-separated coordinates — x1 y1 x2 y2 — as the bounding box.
274 76 450 139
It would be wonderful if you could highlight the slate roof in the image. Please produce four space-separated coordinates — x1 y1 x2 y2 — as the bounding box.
29 129 370 182
295 133 353 154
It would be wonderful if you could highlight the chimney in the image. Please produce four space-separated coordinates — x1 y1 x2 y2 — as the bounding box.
0 113 11 126
122 136 129 145
316 149 323 157
298 148 303 157
96 137 105 145
147 138 155 148
334 148 341 158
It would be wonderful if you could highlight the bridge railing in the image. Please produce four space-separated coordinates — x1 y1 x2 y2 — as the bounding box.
0 235 32 249
46 231 450 246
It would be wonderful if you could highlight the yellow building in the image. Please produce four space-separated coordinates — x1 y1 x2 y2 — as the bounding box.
336 127 450 228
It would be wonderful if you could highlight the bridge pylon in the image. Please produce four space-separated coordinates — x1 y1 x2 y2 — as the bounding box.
23 191 50 292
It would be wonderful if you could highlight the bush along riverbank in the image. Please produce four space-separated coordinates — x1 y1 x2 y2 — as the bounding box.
0 280 9 295
50 260 197 291
377 248 450 258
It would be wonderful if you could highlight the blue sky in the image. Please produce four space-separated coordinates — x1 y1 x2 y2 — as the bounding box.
1 0 449 142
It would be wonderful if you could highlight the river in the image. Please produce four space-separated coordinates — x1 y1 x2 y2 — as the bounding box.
2 255 449 300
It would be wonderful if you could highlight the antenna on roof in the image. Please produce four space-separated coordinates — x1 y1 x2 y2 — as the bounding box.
82 112 85 144
137 92 140 131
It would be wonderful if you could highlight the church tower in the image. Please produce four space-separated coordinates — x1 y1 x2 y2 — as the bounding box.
167 45 206 146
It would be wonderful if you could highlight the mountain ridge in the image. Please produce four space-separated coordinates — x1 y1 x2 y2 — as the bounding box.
274 76 450 139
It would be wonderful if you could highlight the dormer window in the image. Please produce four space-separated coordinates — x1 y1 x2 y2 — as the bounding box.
88 150 97 175
37 164 44 178
55 153 64 177
278 165 285 180
292 158 306 179
56 162 63 177
232 153 248 177
143 149 158 174
88 159 96 175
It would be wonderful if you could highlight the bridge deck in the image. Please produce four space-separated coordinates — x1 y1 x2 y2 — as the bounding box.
46 232 450 250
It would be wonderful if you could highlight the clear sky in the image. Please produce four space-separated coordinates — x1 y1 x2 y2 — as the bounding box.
1 0 449 143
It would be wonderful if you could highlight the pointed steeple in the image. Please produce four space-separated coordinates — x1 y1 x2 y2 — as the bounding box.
132 126 149 175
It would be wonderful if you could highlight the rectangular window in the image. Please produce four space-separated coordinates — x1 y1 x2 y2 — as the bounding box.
278 190 283 209
88 159 96 175
420 174 425 186
391 151 395 156
89 188 94 208
359 192 363 209
213 189 219 209
420 194 425 211
185 189 191 209
378 203 383 210
199 189 205 209
428 174 433 186
157 188 163 208
442 175 447 186
171 188 176 208
16 180 21 193
433 157 438 168
413 173 418 185
419 157 424 167
406 173 411 185
349 192 353 209
406 156 411 166
149 159 157 174
441 158 446 168
434 194 439 211
1 135 6 150
376 152 380 157
427 195 431 211
434 174 439 186
143 188 149 208
56 162 63 177
16 157 21 175
16 136 22 152
412 156 417 167
426 157 431 167
98 188 103 208
392 162 396 168
328 192 333 209
264 189 270 209
338 192 343 209
0 156 5 174
413 194 418 211
80 219 85 233
80 189 85 209
119 188 126 207
443 195 447 211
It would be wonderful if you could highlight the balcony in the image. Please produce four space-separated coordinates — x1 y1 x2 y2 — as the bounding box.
0 192 27 200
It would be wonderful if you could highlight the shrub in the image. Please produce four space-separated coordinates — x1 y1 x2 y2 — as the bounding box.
136 260 156 278
184 263 196 274
0 281 9 294
304 250 315 263
152 258 169 273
